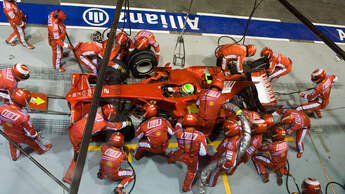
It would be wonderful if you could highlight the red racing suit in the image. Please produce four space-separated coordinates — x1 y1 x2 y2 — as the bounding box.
3 0 32 48
98 145 134 188
216 44 247 73
242 110 263 162
48 11 72 70
267 52 292 81
207 135 240 187
0 67 18 102
278 109 310 157
74 41 104 74
117 34 135 62
197 89 228 136
134 116 174 160
63 111 127 184
168 124 208 192
296 75 337 118
133 30 160 64
252 140 288 180
0 103 51 161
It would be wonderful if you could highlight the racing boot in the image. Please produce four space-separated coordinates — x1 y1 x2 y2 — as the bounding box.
24 43 35 50
314 110 322 119
114 186 126 194
261 173 269 183
5 40 16 46
59 67 66 72
297 152 303 158
63 159 76 184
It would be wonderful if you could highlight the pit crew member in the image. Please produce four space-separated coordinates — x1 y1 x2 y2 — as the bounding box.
168 113 208 192
63 104 131 184
0 64 30 102
48 10 73 72
74 41 104 74
98 132 134 194
197 78 227 136
260 47 292 82
215 43 256 73
133 103 174 160
0 88 52 161
207 119 241 187
297 69 337 118
276 109 311 158
116 32 135 62
3 0 34 49
133 30 160 64
252 127 288 186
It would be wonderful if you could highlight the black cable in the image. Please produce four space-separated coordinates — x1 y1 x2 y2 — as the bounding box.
127 161 136 194
285 160 301 194
325 182 345 194
214 0 264 57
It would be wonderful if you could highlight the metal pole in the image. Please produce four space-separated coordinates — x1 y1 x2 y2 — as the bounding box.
278 0 345 61
0 130 70 193
69 0 124 193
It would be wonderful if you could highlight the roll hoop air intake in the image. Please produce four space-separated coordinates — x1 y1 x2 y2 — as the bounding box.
199 102 251 194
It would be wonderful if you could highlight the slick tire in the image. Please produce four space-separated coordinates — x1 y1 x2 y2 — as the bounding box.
103 59 128 85
128 50 157 78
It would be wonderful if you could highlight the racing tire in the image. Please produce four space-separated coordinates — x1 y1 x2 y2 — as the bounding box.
128 49 157 78
103 59 128 85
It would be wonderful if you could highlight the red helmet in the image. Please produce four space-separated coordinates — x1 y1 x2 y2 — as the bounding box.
281 113 295 125
55 10 66 22
210 78 224 91
223 119 241 137
247 44 256 57
301 178 321 194
12 64 30 80
252 119 267 134
102 104 117 120
311 69 326 83
262 114 275 128
143 103 157 119
116 32 129 46
182 113 198 127
272 127 286 141
260 47 273 58
135 37 149 50
108 132 124 147
11 88 32 107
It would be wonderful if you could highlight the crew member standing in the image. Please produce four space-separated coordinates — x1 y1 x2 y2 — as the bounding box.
3 0 34 49
215 43 256 73
252 127 288 186
0 64 30 102
63 104 130 184
0 88 52 161
277 109 310 158
133 103 174 160
98 132 134 194
207 119 241 187
168 113 208 192
133 30 160 64
197 78 227 136
297 69 337 118
48 10 73 72
260 47 292 82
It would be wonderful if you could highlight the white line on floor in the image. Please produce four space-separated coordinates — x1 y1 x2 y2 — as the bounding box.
313 23 345 28
201 33 290 41
196 12 281 22
60 2 166 12
314 40 345 45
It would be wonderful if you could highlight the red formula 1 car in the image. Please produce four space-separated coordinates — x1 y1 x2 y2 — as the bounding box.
65 62 277 124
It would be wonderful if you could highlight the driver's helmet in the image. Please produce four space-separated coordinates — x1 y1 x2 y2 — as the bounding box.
181 83 195 96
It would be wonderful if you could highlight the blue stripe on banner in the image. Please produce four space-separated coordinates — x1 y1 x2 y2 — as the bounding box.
1 2 345 43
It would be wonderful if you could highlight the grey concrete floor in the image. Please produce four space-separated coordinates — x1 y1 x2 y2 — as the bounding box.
0 24 345 194
22 0 345 25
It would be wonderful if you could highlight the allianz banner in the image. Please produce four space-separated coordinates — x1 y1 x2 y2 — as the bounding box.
1 2 345 43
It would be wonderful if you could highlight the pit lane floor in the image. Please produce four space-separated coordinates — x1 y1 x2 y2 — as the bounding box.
0 25 345 194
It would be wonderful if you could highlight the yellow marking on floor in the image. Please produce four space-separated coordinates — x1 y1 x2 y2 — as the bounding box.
88 140 239 192
221 173 232 194
285 137 294 142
